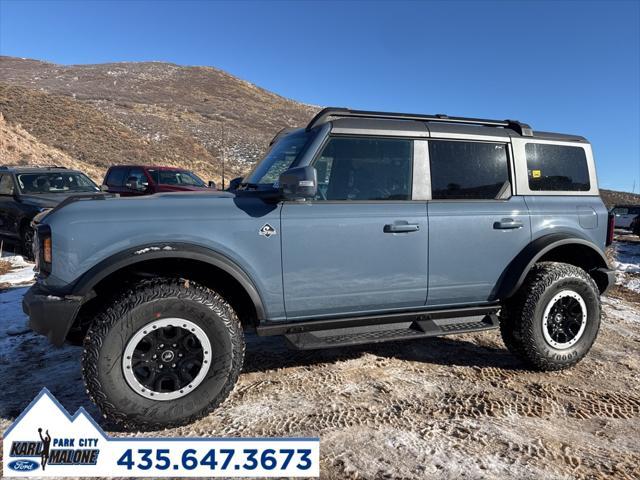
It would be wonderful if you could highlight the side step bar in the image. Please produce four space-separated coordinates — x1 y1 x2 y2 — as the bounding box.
257 305 499 336
284 314 500 350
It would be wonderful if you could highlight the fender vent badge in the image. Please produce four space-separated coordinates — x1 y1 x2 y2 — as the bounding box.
259 223 277 238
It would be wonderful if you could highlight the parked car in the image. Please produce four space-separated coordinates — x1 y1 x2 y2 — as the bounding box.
0 166 102 259
630 215 640 236
102 165 215 195
611 205 640 230
24 107 615 429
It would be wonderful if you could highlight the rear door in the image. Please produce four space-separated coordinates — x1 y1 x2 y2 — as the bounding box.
281 136 428 319
426 139 531 306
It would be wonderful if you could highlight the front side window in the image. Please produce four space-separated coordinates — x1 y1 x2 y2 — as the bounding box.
243 130 316 187
312 137 412 201
149 169 206 187
0 174 14 195
126 168 148 188
429 140 510 200
526 143 590 191
16 172 99 194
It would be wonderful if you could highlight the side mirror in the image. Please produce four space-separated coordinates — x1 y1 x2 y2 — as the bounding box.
100 184 109 192
228 177 243 191
208 180 216 189
279 166 317 200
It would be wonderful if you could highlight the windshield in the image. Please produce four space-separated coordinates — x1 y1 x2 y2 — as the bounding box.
17 172 99 194
148 169 206 187
244 129 315 186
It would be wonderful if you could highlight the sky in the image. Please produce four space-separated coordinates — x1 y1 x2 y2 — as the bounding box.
0 0 639 191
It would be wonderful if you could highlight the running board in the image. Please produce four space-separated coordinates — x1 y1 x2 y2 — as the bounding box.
257 305 500 337
283 314 500 350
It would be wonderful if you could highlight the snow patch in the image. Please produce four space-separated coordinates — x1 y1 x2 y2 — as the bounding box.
0 255 35 286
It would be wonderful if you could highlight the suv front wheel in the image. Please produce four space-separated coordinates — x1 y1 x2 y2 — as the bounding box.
500 262 601 371
82 278 244 429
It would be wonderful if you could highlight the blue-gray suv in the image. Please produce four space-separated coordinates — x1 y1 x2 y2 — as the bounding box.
23 108 616 429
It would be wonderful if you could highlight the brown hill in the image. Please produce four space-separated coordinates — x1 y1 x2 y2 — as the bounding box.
0 56 636 205
0 56 317 183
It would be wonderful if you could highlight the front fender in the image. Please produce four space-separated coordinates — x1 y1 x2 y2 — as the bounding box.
71 242 266 320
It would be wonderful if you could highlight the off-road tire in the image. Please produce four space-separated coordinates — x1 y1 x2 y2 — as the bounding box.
82 277 244 430
500 262 600 371
20 224 35 261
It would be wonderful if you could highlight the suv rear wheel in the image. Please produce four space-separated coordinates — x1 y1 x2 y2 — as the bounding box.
82 278 244 429
500 262 600 371
20 224 35 261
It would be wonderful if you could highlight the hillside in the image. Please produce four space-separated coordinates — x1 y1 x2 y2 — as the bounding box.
0 56 317 183
0 56 637 204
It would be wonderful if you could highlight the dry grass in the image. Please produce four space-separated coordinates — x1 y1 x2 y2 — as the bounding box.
0 56 318 184
0 259 12 276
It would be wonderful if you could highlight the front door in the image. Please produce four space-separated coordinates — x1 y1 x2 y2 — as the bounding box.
281 136 428 319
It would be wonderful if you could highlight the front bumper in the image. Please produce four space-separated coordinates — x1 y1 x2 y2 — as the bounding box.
22 284 83 347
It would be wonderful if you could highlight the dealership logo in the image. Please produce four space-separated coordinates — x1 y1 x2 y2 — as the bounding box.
7 460 39 472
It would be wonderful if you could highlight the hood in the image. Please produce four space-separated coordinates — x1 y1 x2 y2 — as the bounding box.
19 193 105 208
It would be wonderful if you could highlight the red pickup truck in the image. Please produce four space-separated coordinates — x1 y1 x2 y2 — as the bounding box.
102 165 215 195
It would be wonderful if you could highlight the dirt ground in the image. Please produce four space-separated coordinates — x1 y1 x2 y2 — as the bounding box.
1 241 640 479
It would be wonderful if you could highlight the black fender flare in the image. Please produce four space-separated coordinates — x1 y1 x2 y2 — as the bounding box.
491 233 610 300
71 242 266 320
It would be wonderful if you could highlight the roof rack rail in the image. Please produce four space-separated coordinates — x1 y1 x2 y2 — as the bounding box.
306 107 533 137
0 165 68 170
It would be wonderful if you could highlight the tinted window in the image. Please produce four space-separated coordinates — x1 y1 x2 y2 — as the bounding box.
0 174 14 195
126 168 148 187
149 169 206 186
313 137 412 201
106 168 126 187
526 143 590 191
429 141 509 200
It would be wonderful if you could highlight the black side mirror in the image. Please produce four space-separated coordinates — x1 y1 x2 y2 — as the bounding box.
208 181 216 189
228 177 243 191
279 166 317 200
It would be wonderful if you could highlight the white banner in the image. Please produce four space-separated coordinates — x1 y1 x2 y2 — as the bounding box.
3 389 319 477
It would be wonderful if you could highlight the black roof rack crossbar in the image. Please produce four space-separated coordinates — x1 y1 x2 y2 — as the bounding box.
306 107 533 136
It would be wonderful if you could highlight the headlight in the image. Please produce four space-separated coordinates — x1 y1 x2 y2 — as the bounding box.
35 224 52 276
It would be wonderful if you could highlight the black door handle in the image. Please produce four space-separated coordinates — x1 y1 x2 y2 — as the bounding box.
493 218 523 230
384 223 420 233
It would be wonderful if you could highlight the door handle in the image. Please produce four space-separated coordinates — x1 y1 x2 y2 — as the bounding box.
493 219 523 230
384 223 420 233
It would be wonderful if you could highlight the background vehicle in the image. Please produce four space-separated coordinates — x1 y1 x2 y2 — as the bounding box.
102 165 215 196
0 166 101 259
631 215 640 236
611 205 640 229
24 108 615 429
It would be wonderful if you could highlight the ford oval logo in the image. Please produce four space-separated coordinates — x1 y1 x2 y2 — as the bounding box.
8 459 39 471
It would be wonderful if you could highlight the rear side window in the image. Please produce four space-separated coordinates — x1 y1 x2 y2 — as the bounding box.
525 143 590 191
312 137 412 201
0 174 14 195
429 140 510 200
105 168 126 187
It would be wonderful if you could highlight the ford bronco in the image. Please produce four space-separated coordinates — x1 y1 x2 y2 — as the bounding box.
23 108 616 429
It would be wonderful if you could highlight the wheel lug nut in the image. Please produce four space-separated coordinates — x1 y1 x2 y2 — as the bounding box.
172 363 176 368
159 365 163 369
178 353 183 357
173 344 177 347
153 354 157 359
